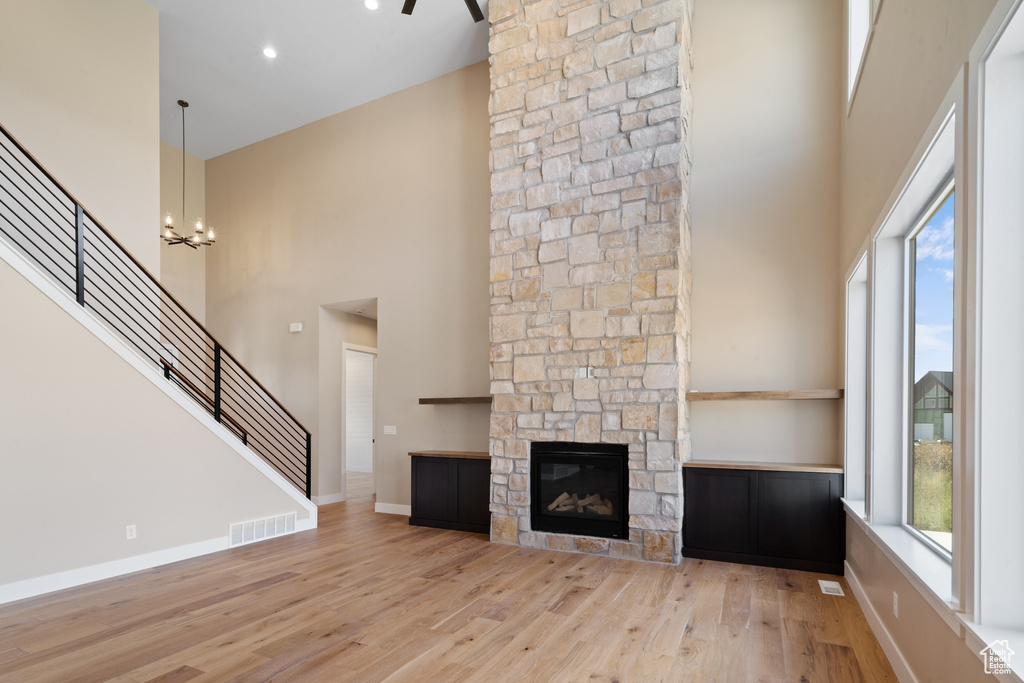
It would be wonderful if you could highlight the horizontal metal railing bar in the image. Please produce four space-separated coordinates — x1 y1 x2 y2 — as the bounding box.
219 394 306 463
0 158 76 236
84 229 218 379
83 247 193 362
1 121 311 496
219 387 306 453
217 395 304 455
217 348 310 437
0 216 76 284
0 177 77 256
159 359 249 439
83 296 165 368
220 361 306 441
0 229 74 289
219 375 306 446
0 194 77 271
247 442 304 484
235 429 304 483
0 142 77 230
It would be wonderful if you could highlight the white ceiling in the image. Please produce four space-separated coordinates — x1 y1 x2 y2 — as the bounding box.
148 0 490 160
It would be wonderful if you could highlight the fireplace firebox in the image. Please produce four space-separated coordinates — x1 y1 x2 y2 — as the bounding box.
530 441 628 540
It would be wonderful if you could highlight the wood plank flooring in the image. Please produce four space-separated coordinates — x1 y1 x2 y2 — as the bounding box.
0 499 896 682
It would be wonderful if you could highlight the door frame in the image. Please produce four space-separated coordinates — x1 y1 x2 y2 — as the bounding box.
341 343 378 497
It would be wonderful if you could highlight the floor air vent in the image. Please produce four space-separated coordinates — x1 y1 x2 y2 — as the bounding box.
818 579 845 596
230 512 297 547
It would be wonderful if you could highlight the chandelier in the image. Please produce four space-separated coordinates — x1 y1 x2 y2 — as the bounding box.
162 100 214 248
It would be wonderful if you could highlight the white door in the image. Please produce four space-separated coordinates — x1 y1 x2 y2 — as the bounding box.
345 349 375 473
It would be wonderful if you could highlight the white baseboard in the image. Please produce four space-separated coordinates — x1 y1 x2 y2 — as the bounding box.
375 503 411 516
313 493 346 505
0 515 317 607
845 560 918 683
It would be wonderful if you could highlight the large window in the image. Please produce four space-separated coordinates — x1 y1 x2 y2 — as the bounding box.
907 190 954 553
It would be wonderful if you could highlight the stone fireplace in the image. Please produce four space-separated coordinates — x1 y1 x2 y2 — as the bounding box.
487 0 693 562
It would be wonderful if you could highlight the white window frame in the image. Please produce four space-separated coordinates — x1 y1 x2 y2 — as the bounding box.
902 182 956 559
846 83 965 633
845 1 1024 674
846 0 882 112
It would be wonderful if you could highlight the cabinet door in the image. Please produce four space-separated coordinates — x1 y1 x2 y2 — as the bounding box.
758 471 843 561
455 459 490 528
411 457 454 522
683 468 757 554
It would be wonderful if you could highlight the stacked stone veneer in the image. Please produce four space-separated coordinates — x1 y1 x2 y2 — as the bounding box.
487 0 693 563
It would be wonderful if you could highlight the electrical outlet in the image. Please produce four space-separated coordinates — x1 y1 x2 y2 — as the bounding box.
892 591 898 618
126 524 137 540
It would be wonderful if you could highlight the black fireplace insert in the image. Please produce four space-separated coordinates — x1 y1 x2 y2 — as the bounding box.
530 441 628 540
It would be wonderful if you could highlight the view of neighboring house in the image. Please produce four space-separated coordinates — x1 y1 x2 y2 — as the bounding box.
913 370 953 441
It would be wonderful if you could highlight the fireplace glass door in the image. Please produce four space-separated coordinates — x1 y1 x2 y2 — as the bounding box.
531 442 628 540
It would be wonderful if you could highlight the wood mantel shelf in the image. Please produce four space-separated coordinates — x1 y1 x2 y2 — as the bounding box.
686 389 843 401
418 397 493 405
408 450 490 460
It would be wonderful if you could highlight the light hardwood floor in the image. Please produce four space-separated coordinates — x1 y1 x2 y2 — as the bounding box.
0 499 896 682
345 471 375 504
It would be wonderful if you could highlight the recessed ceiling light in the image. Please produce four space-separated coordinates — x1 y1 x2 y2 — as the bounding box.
364 0 379 10
262 47 277 59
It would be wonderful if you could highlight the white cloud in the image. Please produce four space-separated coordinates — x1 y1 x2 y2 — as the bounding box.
916 215 954 262
916 323 953 353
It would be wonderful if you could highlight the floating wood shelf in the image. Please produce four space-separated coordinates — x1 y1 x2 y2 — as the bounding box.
686 389 843 401
418 396 493 405
683 459 844 474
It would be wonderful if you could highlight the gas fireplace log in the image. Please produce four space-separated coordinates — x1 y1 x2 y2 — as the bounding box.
547 492 571 511
577 494 601 507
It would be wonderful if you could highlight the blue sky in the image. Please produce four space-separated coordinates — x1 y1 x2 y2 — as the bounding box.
914 192 955 382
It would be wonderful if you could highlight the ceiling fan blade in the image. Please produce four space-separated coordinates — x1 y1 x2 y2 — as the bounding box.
464 0 484 22
401 0 417 15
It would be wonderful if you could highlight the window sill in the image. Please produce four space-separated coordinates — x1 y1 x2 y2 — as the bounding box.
842 499 961 635
960 621 1024 683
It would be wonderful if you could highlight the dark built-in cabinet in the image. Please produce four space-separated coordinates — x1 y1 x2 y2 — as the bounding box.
409 451 490 534
683 462 844 574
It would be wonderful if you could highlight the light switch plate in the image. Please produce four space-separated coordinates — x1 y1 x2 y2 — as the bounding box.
383 425 397 435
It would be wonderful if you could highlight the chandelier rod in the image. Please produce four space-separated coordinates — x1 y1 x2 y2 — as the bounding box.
179 99 188 233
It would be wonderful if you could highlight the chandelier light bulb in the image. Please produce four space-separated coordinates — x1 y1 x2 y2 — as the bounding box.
207 229 215 241
165 213 173 226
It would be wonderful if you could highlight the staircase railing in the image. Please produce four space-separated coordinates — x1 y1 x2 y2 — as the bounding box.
0 123 312 499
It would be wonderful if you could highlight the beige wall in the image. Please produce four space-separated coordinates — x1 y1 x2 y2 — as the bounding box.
205 62 491 509
317 308 378 500
160 141 207 323
0 0 160 274
846 521 988 681
839 0 996 269
0 255 310 587
689 0 842 464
